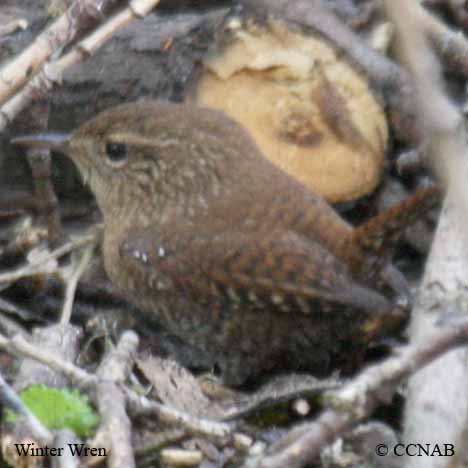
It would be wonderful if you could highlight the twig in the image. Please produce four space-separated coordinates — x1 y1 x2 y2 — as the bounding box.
219 374 340 421
421 5 468 76
424 0 468 29
52 430 80 468
61 243 94 324
0 333 96 388
93 331 138 468
0 232 96 285
1 324 83 468
0 0 161 131
384 3 468 468
0 0 108 106
124 388 234 442
246 317 468 468
0 297 36 322
385 0 466 195
160 448 203 466
0 332 236 442
0 371 52 444
26 144 62 246
135 429 188 461
0 18 28 37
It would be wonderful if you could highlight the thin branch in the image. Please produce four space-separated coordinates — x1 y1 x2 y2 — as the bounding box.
61 243 94 324
125 389 235 442
384 3 468 468
0 232 96 285
422 5 468 76
0 18 28 37
0 0 107 106
0 332 236 442
0 333 96 388
52 430 81 468
26 145 62 246
0 371 52 444
160 448 203 466
0 0 161 131
93 331 138 468
385 0 468 203
245 316 468 468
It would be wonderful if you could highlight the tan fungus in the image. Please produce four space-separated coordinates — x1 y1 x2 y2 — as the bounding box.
192 20 388 202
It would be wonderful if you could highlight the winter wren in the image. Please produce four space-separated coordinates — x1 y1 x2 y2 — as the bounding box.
13 101 438 385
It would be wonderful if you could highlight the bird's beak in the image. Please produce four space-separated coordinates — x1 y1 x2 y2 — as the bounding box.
11 133 71 153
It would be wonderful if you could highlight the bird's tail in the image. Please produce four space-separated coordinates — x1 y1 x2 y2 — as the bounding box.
342 184 440 279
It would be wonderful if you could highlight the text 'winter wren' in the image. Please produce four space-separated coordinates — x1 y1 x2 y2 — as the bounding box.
13 101 439 385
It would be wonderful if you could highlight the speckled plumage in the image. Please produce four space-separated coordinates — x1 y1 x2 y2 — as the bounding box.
17 101 439 385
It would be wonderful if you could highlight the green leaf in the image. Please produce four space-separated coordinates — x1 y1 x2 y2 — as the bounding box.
5 385 99 438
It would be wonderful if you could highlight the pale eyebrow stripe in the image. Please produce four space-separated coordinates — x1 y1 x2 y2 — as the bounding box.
107 133 179 148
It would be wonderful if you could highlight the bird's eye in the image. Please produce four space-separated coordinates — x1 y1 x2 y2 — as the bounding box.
105 142 128 165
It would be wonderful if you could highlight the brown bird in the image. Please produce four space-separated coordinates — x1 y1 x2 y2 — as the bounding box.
13 101 438 385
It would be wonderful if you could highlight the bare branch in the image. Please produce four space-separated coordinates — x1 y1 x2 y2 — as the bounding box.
60 243 94 324
0 371 52 444
93 331 138 468
0 0 161 131
246 317 468 468
0 332 236 443
382 3 468 468
0 0 107 106
0 232 96 285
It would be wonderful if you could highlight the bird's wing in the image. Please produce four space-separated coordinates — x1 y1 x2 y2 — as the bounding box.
119 227 393 316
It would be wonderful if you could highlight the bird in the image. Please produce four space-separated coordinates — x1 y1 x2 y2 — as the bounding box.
12 101 439 386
